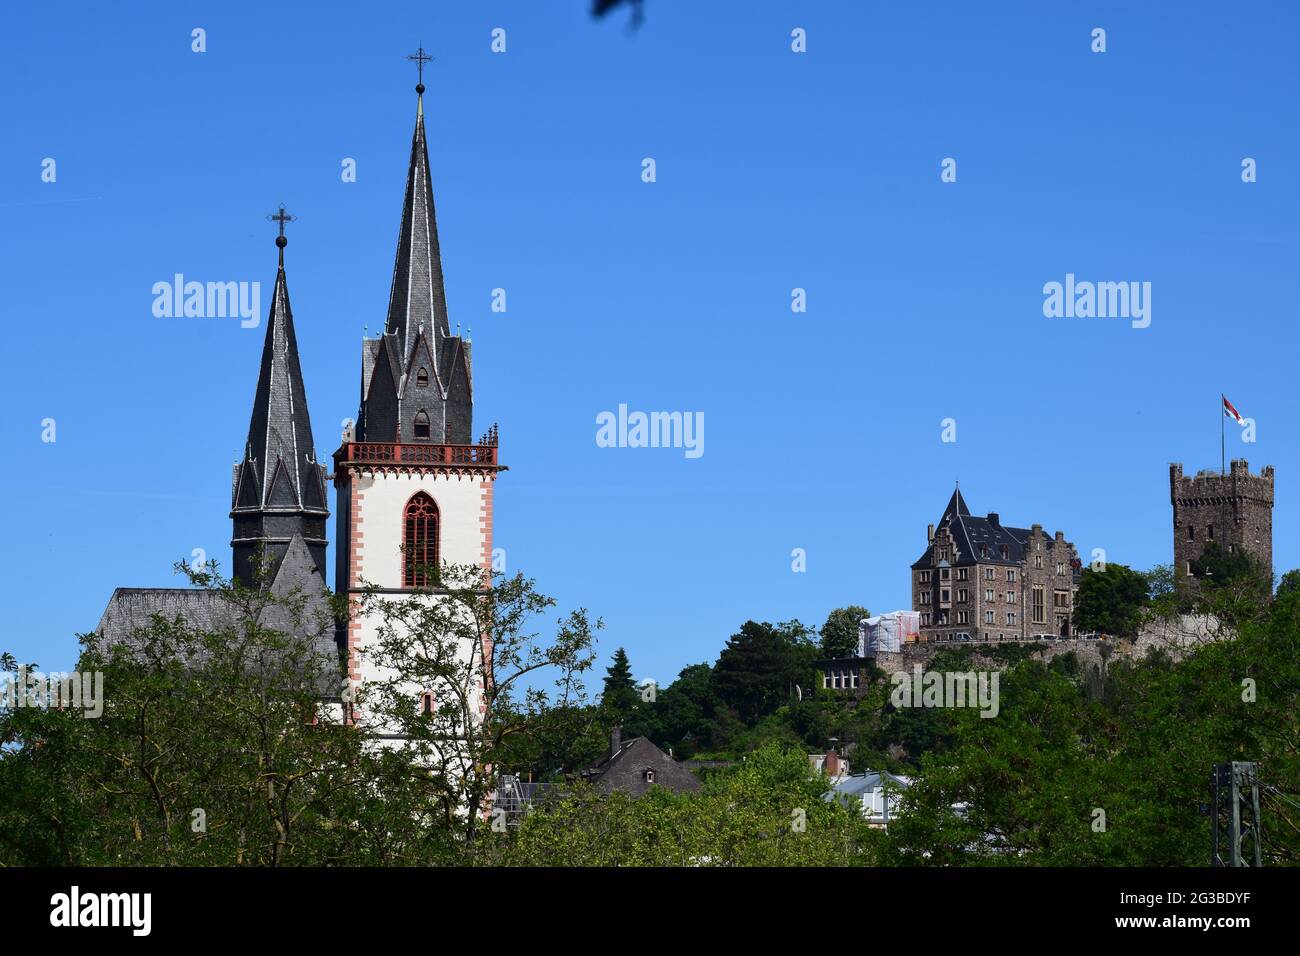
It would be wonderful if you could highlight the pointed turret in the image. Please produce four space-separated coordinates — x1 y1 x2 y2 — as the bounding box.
937 485 970 529
231 211 329 586
357 64 472 445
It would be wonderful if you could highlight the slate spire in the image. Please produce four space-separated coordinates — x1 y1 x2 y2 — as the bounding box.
355 55 473 447
384 62 451 365
231 212 330 586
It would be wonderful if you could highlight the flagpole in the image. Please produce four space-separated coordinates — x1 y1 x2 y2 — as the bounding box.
1220 393 1225 475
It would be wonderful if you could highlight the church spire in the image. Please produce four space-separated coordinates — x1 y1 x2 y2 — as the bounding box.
231 209 329 587
385 45 451 360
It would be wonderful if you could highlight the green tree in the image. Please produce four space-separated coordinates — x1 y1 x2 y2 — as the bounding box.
601 646 639 722
1190 542 1271 598
0 559 402 866
478 743 886 866
710 620 818 724
1073 563 1149 638
359 564 601 843
1277 569 1300 599
819 605 870 659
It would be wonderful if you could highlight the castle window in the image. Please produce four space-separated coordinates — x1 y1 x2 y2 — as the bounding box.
416 367 429 388
1188 526 1195 541
403 492 440 587
420 692 434 716
956 568 968 581
1208 525 1215 540
645 769 655 784
1032 587 1046 624
1007 570 1016 582
957 589 968 603
1007 613 1016 625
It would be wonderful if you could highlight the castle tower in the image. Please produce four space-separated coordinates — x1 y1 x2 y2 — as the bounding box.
230 213 330 586
1170 460 1274 589
333 68 502 709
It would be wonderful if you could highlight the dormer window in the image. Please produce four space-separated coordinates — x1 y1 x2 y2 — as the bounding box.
413 410 431 439
416 367 429 388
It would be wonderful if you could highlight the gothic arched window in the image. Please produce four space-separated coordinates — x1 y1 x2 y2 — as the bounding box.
403 492 439 587
413 410 431 439
416 367 429 388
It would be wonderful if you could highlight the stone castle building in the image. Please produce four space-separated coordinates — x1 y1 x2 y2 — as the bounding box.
911 488 1081 643
1170 460 1274 590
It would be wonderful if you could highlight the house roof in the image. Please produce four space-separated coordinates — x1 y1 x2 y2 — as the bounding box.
582 736 702 796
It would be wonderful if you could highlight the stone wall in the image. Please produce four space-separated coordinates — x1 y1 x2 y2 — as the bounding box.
871 614 1223 677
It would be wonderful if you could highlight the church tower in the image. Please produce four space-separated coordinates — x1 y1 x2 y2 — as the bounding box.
230 212 330 586
333 62 502 702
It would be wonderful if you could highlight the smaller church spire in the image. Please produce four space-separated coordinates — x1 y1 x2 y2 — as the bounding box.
231 207 328 587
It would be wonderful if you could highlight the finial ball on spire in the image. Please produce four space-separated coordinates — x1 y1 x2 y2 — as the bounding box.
407 44 433 97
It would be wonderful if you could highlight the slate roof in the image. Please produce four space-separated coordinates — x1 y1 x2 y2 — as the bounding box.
384 95 451 366
357 91 473 444
95 535 342 696
582 736 702 797
233 259 328 517
912 487 1044 569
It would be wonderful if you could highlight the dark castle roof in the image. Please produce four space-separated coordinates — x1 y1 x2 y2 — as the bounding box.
232 261 328 518
912 487 1044 569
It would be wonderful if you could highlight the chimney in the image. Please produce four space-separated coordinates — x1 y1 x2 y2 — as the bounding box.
927 523 935 543
825 750 841 777
610 726 622 758
987 513 999 525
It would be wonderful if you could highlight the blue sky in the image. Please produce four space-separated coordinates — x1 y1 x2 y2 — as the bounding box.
3 1 1297 688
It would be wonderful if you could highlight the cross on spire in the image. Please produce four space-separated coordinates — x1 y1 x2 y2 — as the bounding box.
407 44 433 93
266 204 296 265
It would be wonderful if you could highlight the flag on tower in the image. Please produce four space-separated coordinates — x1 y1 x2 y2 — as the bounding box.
1223 395 1247 426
